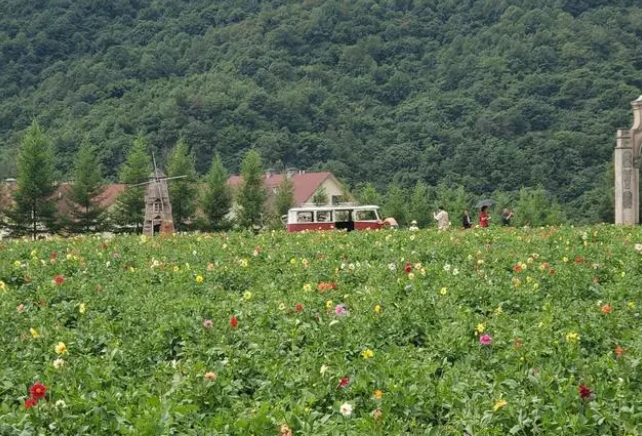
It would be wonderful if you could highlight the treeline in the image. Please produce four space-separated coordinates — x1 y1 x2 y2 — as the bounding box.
0 0 640 225
358 181 574 229
0 121 296 239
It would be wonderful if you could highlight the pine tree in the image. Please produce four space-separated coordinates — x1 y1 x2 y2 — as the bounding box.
66 144 106 233
409 181 432 227
8 121 57 239
167 139 197 231
114 135 150 232
238 150 265 228
202 154 231 230
357 183 382 206
275 176 295 217
382 183 407 225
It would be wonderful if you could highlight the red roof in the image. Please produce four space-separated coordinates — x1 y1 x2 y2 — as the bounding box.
228 172 333 206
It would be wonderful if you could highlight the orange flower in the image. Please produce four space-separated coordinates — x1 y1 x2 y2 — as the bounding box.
615 346 624 357
373 389 383 399
601 304 612 314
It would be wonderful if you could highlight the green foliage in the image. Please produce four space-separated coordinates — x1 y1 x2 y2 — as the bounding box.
409 181 432 228
238 150 265 228
114 135 150 231
1 227 642 434
274 176 294 217
513 186 567 227
0 0 638 223
167 139 197 231
436 184 472 224
65 144 106 233
7 121 57 238
312 186 328 207
202 154 232 230
383 183 408 225
357 183 382 206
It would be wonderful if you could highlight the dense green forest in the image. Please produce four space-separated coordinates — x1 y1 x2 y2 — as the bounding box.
1 0 641 223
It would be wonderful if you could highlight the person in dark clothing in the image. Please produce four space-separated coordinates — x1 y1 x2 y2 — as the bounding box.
462 210 472 229
501 209 513 226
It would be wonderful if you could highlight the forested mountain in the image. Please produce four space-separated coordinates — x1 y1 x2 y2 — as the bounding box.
1 0 641 222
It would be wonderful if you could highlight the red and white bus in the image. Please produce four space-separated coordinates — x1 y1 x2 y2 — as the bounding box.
284 205 384 232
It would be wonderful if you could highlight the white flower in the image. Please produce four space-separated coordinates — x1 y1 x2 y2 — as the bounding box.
452 268 459 276
635 243 642 253
443 264 451 272
340 402 353 417
320 364 329 375
55 400 66 408
388 263 396 272
53 358 65 369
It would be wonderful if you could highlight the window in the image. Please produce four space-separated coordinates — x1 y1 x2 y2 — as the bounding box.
331 195 346 205
335 210 352 222
296 211 313 223
153 199 162 212
316 211 332 222
355 210 378 221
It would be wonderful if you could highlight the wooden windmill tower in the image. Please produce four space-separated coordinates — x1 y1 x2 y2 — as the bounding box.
133 153 186 237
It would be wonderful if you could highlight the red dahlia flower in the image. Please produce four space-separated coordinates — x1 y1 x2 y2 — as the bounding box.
29 382 47 400
230 315 238 328
338 377 350 388
24 397 37 408
295 303 304 312
53 275 65 286
578 384 593 400
404 262 412 274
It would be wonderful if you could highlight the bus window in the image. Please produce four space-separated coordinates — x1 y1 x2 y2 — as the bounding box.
356 210 378 221
297 211 314 223
316 211 332 222
335 210 351 222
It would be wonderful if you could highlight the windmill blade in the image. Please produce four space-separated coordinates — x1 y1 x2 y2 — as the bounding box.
129 180 155 187
156 175 188 182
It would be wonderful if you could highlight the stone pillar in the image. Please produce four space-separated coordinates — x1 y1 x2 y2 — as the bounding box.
615 130 636 224
615 96 642 225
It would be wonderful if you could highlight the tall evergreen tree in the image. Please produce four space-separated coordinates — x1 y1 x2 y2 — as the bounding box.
274 176 295 217
409 181 432 227
383 183 407 225
238 150 265 228
202 154 231 230
114 135 150 232
66 144 106 233
167 139 197 231
8 121 57 239
357 183 382 206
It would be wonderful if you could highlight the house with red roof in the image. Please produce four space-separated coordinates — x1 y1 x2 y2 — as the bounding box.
227 169 352 211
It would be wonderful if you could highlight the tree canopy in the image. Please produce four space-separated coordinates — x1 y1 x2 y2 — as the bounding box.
0 0 641 223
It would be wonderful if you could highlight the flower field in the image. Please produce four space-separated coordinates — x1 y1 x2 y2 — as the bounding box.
2 227 642 435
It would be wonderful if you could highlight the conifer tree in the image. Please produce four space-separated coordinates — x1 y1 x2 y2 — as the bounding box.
66 144 106 233
8 121 57 239
274 175 295 217
114 135 150 232
238 150 265 228
382 183 407 225
409 181 431 227
202 154 231 230
167 139 197 231
357 183 382 206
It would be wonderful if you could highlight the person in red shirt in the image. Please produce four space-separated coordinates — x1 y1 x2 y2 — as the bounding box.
479 206 490 228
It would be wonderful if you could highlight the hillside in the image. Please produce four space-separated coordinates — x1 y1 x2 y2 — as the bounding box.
0 0 641 221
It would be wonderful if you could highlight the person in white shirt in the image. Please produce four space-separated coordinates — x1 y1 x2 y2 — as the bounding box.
433 206 449 230
409 220 419 231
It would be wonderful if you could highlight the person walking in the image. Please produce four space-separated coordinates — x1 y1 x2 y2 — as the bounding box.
433 206 449 230
479 205 490 228
501 209 513 226
462 210 472 229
